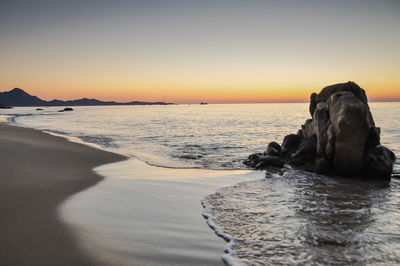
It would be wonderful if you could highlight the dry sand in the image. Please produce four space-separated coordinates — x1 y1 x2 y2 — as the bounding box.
0 124 126 265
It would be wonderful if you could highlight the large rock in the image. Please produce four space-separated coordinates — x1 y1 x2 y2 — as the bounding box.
327 91 372 175
314 81 368 110
244 81 396 181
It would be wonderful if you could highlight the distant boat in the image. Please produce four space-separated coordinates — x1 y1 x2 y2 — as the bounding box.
200 102 208 105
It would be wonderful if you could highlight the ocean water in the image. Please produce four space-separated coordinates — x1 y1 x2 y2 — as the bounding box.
1 102 400 265
0 104 309 169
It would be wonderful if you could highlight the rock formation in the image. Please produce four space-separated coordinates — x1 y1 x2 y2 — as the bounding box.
58 107 74 112
0 102 12 109
244 82 396 181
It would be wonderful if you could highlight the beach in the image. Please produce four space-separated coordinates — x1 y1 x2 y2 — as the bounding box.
0 122 262 265
61 158 258 265
1 101 399 265
1 0 399 263
0 124 126 265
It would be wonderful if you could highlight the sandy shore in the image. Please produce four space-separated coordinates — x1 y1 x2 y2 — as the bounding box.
0 124 126 265
61 158 260 265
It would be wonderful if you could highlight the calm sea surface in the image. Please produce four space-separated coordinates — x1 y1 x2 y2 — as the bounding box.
1 103 400 265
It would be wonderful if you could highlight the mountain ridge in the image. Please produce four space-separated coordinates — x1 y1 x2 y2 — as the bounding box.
0 88 173 106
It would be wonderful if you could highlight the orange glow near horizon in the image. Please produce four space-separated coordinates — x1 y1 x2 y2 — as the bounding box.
1 1 399 104
2 81 399 104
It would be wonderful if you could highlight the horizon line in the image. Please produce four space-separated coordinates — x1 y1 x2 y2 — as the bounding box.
2 87 400 105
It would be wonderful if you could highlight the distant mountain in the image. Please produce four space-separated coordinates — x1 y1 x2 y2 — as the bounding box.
0 88 173 106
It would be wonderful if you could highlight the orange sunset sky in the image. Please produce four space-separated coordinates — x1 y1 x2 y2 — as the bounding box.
1 1 399 103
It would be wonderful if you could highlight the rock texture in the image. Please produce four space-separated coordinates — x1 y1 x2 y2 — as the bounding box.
244 82 396 181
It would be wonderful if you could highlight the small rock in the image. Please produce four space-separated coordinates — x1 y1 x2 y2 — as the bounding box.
266 141 281 156
58 107 74 112
364 146 396 181
0 103 12 109
290 135 317 167
281 134 300 154
255 156 285 169
243 153 263 168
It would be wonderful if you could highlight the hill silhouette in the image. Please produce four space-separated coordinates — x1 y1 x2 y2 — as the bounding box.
0 88 172 106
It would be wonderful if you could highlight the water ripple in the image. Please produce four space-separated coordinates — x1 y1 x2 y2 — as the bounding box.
203 170 400 265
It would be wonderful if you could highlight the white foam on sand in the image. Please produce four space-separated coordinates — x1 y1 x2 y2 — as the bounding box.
202 197 242 266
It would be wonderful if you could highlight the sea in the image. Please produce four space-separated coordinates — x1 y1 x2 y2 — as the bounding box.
1 103 400 265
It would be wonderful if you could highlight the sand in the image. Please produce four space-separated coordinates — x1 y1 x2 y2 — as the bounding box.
61 158 260 265
0 123 262 265
0 124 126 265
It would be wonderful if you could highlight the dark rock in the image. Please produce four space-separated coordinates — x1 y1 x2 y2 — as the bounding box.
367 127 381 149
244 153 284 169
264 156 285 168
313 102 331 173
290 135 317 167
364 146 396 181
244 81 395 181
309 93 317 116
302 119 315 140
281 134 300 154
315 81 374 126
58 107 74 112
243 153 263 168
266 141 281 156
256 156 285 169
0 102 12 109
314 102 329 157
316 81 368 106
327 91 372 175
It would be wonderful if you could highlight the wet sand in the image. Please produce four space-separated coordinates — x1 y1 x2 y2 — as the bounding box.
61 158 261 265
0 123 262 265
0 124 126 265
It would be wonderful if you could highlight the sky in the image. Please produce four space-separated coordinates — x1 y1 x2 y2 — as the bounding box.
0 0 399 103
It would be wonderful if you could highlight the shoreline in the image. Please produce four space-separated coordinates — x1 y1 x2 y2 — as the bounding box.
0 123 127 265
61 157 259 265
0 122 260 265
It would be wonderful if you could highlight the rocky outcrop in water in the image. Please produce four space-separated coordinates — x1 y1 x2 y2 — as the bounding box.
58 107 74 112
244 82 396 181
0 102 12 109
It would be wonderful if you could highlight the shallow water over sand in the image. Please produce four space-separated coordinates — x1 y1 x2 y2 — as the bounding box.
2 103 399 172
60 159 258 266
203 170 400 265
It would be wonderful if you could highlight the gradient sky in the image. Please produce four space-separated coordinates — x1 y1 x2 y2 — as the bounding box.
1 0 399 103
